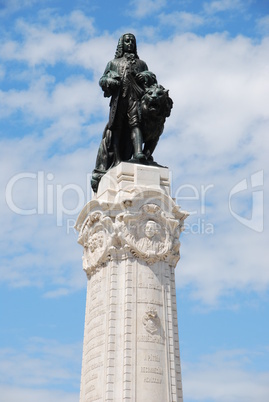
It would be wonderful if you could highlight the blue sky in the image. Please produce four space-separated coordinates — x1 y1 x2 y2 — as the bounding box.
0 0 269 401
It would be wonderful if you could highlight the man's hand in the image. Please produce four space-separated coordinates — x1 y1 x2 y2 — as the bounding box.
135 73 145 84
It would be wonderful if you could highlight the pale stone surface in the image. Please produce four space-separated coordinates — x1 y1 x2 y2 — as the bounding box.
76 162 188 402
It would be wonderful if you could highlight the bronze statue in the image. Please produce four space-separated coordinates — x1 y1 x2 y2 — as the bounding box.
91 33 173 192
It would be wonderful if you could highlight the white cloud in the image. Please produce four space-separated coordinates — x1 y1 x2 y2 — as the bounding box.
256 15 269 36
128 0 167 18
1 14 269 305
0 75 104 132
183 349 269 402
0 387 78 402
0 338 81 388
0 337 81 401
137 33 269 305
203 0 245 15
2 21 75 66
159 11 205 31
0 11 97 67
43 10 96 38
0 65 5 80
177 222 269 305
2 340 268 402
153 35 268 148
0 0 42 15
0 129 98 293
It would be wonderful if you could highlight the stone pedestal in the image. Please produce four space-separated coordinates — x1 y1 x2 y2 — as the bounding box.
75 162 188 402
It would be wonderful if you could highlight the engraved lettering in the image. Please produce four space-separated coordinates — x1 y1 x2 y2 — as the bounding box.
91 277 103 288
89 361 104 371
137 298 163 306
85 373 98 383
138 282 162 291
149 283 161 291
141 366 163 375
87 318 104 331
88 309 106 321
91 300 104 310
88 339 105 351
91 285 101 296
144 377 162 384
85 351 102 363
87 384 95 392
147 353 160 362
137 334 165 344
86 329 104 344
84 393 102 402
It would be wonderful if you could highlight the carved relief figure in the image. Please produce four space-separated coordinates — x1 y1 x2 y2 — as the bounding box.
116 204 180 264
78 212 115 275
137 220 164 253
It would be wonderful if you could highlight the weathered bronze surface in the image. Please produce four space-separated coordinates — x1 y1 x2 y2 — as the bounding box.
91 33 173 192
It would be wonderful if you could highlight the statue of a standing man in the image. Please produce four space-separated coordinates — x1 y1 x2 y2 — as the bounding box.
91 33 157 191
91 33 173 192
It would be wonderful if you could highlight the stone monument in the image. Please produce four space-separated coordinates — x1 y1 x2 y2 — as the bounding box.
75 33 188 402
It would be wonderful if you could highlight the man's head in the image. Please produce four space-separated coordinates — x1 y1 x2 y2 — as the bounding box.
123 34 136 53
144 220 159 239
115 33 139 58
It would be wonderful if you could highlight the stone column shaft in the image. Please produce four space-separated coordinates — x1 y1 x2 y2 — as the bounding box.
76 162 188 402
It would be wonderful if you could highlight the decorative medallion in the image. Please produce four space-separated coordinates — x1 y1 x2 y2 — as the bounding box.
116 203 182 265
78 211 116 276
143 308 160 334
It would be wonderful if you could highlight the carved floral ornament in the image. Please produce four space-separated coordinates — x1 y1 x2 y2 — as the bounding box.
78 203 185 275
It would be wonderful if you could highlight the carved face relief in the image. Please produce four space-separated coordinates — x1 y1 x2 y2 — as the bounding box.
144 220 159 239
136 219 164 257
116 204 174 264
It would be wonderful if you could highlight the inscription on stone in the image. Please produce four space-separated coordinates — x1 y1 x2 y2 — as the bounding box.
141 366 163 375
91 277 103 288
87 351 102 363
144 353 160 362
90 285 101 300
137 298 163 306
91 300 104 311
137 334 164 344
88 308 106 321
86 329 104 345
144 377 162 384
85 373 98 383
138 282 162 291
85 394 101 402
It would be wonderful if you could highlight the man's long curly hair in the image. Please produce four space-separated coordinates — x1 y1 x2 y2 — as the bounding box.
114 33 139 59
